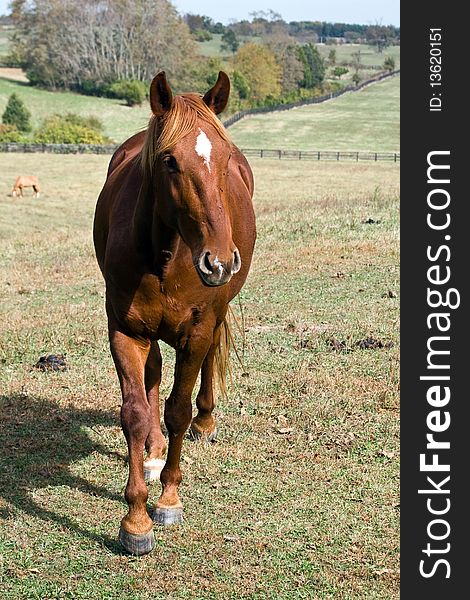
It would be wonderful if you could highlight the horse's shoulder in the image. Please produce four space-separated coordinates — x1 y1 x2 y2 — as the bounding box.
229 146 254 197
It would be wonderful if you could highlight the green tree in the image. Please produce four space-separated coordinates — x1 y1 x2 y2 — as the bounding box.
328 48 336 65
1 93 32 132
298 43 325 89
233 70 250 99
383 56 396 72
221 29 239 54
232 43 281 102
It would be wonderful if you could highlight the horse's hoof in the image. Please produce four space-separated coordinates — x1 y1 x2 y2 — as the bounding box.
143 458 166 482
189 423 218 443
152 506 183 526
118 526 155 556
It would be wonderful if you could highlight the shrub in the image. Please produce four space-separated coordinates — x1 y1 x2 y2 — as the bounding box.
0 124 26 142
76 80 114 98
333 66 349 79
33 115 106 144
383 56 396 72
109 80 147 106
194 29 212 42
2 93 32 132
59 113 105 133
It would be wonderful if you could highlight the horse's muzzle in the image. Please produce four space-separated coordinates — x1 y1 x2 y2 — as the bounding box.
196 249 241 286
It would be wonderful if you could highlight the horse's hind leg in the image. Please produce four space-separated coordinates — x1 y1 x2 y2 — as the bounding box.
143 341 167 482
109 328 155 555
189 329 220 442
153 336 211 525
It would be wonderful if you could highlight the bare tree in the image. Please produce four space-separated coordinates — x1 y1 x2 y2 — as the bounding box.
11 0 197 90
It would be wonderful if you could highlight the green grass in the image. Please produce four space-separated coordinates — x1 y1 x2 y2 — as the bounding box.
229 74 400 152
196 33 227 58
196 33 259 60
318 44 400 69
0 153 399 599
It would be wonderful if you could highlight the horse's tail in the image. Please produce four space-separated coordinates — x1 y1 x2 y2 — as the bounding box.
214 318 231 400
214 302 245 400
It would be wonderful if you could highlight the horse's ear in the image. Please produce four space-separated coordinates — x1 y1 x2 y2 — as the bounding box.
203 71 230 115
150 71 173 117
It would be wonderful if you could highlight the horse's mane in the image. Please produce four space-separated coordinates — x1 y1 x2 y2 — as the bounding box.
140 93 231 178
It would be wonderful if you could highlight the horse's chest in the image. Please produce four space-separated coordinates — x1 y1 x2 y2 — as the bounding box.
121 276 209 347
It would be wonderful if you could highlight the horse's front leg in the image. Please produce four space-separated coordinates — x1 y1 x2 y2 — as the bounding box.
143 340 167 482
109 328 155 555
190 326 221 441
153 335 211 525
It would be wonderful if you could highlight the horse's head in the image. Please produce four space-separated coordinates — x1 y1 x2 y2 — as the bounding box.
143 71 241 287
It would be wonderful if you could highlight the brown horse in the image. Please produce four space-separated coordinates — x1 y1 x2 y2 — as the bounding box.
12 175 40 198
93 71 256 555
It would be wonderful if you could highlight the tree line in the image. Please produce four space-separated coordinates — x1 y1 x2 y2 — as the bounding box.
184 11 399 48
6 1 397 115
9 0 199 92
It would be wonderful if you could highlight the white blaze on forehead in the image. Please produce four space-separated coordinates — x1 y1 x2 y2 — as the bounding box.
195 128 212 172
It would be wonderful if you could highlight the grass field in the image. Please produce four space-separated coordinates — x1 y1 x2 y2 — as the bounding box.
229 75 400 152
0 152 399 599
317 44 400 69
0 76 152 144
1 72 399 151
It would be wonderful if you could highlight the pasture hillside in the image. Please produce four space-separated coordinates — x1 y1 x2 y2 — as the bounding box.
229 74 400 152
0 153 399 599
0 75 151 143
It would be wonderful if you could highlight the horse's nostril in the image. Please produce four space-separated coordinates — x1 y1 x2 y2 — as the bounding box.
198 251 213 275
232 249 241 274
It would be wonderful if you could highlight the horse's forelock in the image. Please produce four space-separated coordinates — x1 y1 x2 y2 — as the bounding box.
140 94 231 179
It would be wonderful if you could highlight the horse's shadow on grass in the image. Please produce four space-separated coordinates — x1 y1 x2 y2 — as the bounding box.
0 393 129 555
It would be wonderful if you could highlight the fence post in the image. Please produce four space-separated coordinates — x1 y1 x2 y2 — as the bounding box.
318 151 320 161
394 153 397 163
299 151 302 160
375 153 377 162
356 152 359 162
260 149 264 158
337 152 340 161
279 150 281 159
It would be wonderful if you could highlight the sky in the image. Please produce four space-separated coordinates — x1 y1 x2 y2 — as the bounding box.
0 0 400 26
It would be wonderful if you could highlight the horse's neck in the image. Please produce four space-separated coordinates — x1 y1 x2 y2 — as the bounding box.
133 181 179 277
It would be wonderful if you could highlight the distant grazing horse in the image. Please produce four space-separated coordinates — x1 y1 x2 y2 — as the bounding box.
93 71 256 555
12 175 40 198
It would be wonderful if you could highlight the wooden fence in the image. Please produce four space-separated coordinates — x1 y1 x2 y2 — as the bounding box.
0 143 399 162
241 149 399 162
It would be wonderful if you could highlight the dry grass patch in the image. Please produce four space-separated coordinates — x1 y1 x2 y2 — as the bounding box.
1 154 399 599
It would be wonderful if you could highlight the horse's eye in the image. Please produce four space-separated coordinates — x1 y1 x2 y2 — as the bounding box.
162 155 178 173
